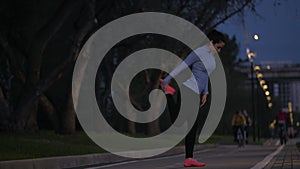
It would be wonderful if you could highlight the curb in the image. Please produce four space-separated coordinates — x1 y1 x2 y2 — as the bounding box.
0 144 216 169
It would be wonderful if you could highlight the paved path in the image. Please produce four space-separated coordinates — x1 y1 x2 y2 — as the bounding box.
264 138 300 169
2 138 300 169
72 144 280 169
72 138 300 169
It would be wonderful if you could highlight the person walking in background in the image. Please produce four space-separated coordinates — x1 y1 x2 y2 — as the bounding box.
231 110 246 143
160 29 226 167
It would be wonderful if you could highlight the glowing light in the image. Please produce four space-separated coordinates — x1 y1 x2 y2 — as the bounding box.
263 84 268 90
257 73 263 79
290 113 294 125
254 66 261 71
259 79 266 86
268 102 272 108
254 34 259 40
246 48 256 61
248 52 256 58
288 102 293 113
265 91 270 96
266 65 271 70
267 96 271 101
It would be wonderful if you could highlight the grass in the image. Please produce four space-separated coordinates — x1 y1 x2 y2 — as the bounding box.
205 134 233 144
0 131 105 161
0 131 267 161
205 135 266 145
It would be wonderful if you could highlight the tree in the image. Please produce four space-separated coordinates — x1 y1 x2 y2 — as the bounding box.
0 0 257 134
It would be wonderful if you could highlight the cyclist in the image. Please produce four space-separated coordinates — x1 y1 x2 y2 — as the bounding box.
276 108 289 145
232 111 246 143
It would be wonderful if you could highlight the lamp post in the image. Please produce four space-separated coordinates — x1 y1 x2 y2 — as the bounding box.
256 70 262 142
247 48 256 142
288 102 294 138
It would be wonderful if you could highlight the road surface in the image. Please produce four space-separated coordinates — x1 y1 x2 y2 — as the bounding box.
72 144 281 169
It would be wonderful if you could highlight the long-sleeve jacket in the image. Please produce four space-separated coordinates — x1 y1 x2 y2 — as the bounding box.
162 45 216 94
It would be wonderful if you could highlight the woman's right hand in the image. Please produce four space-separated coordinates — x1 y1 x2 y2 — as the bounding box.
159 79 175 95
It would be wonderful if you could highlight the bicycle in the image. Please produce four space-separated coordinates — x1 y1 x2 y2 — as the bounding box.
236 126 246 147
278 123 287 145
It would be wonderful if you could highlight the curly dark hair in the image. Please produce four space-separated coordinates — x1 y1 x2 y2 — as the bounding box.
207 29 226 44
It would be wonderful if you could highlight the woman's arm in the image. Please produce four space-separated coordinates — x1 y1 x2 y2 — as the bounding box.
162 51 199 85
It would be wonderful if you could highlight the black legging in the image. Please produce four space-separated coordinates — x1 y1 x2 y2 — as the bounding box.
166 91 202 159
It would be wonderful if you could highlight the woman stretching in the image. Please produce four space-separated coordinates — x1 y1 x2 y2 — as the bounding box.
161 29 226 167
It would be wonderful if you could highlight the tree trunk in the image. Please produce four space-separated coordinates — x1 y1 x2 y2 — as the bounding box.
24 102 39 133
39 95 60 132
61 87 76 135
14 0 81 132
60 0 97 134
0 85 10 130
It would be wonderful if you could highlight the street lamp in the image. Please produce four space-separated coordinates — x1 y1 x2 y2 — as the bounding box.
288 102 294 138
257 73 263 79
254 66 261 71
265 91 270 96
268 102 272 108
263 84 268 90
253 34 259 41
247 48 256 142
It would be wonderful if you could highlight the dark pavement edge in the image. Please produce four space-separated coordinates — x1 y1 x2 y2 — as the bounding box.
0 144 216 169
3 138 299 169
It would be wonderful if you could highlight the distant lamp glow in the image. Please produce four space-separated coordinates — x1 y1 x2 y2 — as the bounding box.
265 91 270 96
254 34 259 40
246 48 256 61
267 96 271 101
290 113 294 125
268 102 273 108
288 102 293 113
257 73 263 79
266 65 271 70
259 80 266 86
263 84 268 90
254 66 261 71
248 52 256 59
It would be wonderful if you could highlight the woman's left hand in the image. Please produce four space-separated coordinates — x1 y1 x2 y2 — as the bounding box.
200 94 208 107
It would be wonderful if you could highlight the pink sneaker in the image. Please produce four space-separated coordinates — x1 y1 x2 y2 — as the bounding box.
159 79 175 95
184 158 206 167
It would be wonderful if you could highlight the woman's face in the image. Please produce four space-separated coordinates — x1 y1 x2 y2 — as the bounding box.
213 41 225 53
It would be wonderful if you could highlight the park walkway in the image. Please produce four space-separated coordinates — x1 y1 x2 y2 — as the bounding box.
265 137 300 169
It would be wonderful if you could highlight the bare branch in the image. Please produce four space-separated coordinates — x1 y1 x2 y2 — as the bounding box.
208 1 252 31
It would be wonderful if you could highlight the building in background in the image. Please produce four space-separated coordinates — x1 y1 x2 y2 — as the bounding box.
237 61 300 113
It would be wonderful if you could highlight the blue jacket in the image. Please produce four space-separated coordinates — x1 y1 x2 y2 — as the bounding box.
162 45 216 94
